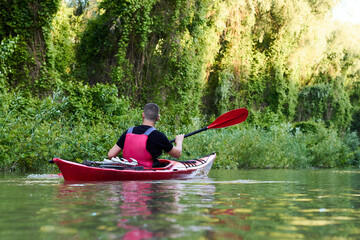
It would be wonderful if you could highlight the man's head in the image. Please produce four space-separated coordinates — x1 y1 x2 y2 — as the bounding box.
143 103 160 122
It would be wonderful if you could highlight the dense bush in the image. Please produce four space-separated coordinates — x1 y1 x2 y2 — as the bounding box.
0 83 141 171
182 123 360 169
1 83 359 171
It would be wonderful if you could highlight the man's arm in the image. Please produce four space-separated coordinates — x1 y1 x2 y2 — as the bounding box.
108 144 122 159
168 134 184 158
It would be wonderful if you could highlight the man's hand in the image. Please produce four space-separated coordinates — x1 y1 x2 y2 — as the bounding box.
168 134 185 159
175 134 185 146
108 144 122 159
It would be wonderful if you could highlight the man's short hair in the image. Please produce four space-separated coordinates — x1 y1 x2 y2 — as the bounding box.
144 103 159 122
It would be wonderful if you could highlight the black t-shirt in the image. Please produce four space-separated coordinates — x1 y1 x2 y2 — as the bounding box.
116 125 174 164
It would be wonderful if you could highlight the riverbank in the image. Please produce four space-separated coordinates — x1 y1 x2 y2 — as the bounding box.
1 87 359 171
184 124 360 169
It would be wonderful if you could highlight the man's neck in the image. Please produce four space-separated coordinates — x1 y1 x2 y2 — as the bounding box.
142 119 156 127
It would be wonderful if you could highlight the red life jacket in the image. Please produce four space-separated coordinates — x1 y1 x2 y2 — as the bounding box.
122 127 156 168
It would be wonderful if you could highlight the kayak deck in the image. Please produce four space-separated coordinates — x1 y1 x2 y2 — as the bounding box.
52 153 216 181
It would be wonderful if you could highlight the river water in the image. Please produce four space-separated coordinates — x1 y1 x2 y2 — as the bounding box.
1 169 360 239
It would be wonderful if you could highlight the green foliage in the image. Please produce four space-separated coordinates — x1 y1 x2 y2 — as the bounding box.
182 122 360 169
296 80 352 129
351 110 360 137
0 36 18 89
305 126 344 168
203 0 356 130
0 35 34 91
1 84 360 171
1 0 360 171
292 121 320 134
342 131 360 167
0 84 141 171
57 82 140 124
76 0 224 126
0 0 61 94
46 1 82 81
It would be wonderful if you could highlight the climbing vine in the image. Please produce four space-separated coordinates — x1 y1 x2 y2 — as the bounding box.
0 0 61 94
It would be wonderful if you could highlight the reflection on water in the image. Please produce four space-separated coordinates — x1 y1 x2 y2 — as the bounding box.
53 180 217 239
0 169 360 239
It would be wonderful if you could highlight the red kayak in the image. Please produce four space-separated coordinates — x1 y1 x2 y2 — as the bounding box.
51 153 216 181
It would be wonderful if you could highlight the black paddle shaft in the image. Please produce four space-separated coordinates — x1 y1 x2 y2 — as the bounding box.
169 127 208 143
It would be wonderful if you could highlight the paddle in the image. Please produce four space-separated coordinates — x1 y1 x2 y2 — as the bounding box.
169 108 248 143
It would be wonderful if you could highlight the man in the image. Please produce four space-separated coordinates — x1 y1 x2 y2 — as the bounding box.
108 103 184 168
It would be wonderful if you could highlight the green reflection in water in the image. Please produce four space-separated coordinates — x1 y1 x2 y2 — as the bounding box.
0 169 359 239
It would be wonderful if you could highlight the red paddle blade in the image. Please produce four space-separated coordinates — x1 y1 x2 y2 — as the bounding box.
207 108 248 129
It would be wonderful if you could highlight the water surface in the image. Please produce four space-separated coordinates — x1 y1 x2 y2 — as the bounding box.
1 169 360 239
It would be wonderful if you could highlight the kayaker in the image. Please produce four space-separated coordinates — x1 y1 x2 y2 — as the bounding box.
107 103 185 168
